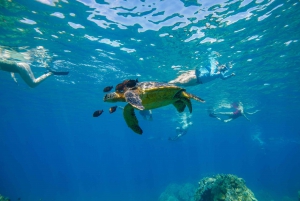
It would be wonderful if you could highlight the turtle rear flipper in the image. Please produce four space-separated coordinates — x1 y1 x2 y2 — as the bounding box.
124 90 145 110
123 104 143 135
181 97 192 113
174 90 193 113
173 100 186 113
182 91 205 103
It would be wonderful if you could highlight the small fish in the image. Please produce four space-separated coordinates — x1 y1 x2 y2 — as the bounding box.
126 79 138 88
103 86 113 92
115 82 125 92
115 79 138 92
109 106 118 114
93 110 104 117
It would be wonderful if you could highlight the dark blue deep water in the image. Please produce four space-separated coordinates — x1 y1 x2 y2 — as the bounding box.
0 0 300 200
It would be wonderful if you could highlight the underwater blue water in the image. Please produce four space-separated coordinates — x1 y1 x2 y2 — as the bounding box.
0 0 300 200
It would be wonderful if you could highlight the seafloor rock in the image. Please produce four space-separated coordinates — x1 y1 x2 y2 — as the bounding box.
0 194 10 201
298 191 300 201
194 174 257 201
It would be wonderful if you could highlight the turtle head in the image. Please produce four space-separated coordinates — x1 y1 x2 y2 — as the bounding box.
104 92 126 102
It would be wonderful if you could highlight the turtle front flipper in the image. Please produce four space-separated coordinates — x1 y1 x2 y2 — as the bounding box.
124 90 145 110
123 103 143 135
173 100 186 113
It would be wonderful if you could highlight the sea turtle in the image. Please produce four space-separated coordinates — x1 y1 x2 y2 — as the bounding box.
103 81 205 134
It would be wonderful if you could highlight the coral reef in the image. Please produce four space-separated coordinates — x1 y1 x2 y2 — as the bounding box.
194 174 257 201
0 194 10 201
159 182 196 201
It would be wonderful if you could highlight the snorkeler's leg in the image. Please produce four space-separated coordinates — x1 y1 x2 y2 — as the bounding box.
212 112 233 121
195 68 202 84
17 63 53 88
209 113 222 121
208 108 221 120
169 70 198 86
214 111 233 116
168 136 179 141
212 116 222 121
223 118 233 123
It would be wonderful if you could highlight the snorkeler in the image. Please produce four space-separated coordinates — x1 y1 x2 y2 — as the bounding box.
168 126 188 141
139 109 153 121
169 113 192 141
195 64 235 84
0 60 69 88
169 52 235 87
209 102 260 123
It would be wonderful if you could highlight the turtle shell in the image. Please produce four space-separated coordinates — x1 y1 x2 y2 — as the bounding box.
135 82 184 110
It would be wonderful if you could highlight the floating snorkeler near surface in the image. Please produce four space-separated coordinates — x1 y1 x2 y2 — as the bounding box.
0 60 69 88
209 102 260 123
169 51 235 87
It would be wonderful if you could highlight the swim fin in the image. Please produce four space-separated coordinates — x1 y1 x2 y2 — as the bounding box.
207 108 217 118
209 112 217 118
48 69 69 75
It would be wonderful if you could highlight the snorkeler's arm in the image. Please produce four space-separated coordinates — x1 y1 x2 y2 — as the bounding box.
220 72 235 80
243 113 251 121
149 110 153 121
10 72 18 84
254 110 260 113
246 110 260 115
